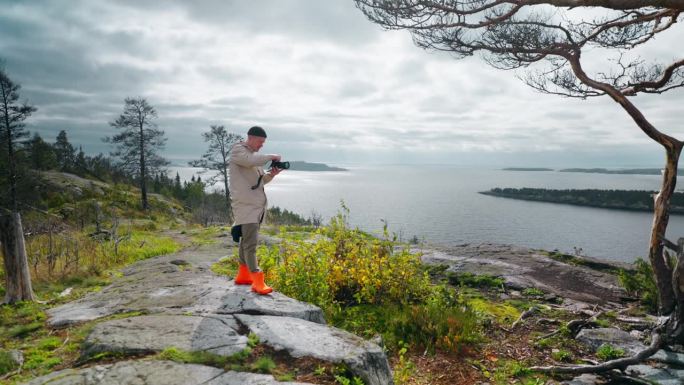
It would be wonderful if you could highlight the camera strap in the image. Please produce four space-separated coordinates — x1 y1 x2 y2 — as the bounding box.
251 170 265 190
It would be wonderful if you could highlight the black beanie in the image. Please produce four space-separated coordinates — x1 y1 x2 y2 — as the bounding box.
247 126 267 138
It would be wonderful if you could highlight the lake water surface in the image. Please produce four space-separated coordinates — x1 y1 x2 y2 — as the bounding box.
170 165 684 263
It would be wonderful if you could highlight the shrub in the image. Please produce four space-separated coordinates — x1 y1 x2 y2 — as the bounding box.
255 208 482 354
618 258 658 313
261 209 432 309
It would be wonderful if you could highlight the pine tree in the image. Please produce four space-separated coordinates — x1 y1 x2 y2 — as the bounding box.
105 97 169 210
54 130 75 172
27 133 57 170
0 64 36 303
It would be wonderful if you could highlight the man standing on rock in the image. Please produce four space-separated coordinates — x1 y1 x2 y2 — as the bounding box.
229 126 282 295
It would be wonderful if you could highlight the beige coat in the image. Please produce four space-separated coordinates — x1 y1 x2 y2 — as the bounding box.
229 142 274 225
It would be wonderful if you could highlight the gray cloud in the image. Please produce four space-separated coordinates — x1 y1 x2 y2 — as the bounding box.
1 0 682 167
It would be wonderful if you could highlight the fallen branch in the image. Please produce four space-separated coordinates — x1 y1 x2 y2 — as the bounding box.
535 310 603 340
512 305 539 329
530 331 664 374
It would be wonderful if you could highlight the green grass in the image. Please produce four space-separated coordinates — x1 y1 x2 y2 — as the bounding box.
489 360 541 385
596 344 625 361
467 297 521 325
157 333 260 370
211 255 238 278
250 356 277 373
522 288 545 297
107 231 180 262
6 322 43 338
0 350 19 375
446 272 505 290
158 347 232 367
187 225 227 245
551 349 572 362
546 251 619 274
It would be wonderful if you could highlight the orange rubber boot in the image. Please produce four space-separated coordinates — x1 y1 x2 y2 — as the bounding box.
234 264 253 285
250 271 273 295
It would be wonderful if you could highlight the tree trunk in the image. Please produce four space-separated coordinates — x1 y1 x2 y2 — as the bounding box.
222 167 232 221
4 119 17 212
668 237 684 341
649 145 682 314
0 212 35 303
139 124 148 210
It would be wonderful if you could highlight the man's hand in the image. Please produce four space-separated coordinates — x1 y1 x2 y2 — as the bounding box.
269 167 282 177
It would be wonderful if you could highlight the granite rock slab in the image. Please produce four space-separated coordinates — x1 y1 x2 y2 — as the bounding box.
625 364 684 385
21 360 314 385
48 246 323 327
236 314 393 385
215 284 325 324
419 243 628 305
82 315 247 358
575 327 646 356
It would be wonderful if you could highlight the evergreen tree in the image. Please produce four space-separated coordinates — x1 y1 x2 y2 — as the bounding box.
53 130 75 172
174 172 182 198
26 133 57 170
0 64 36 302
75 146 86 172
0 66 36 211
105 97 169 210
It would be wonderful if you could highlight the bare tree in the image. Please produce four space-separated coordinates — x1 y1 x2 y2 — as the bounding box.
105 97 169 210
0 64 36 302
189 125 243 219
354 0 684 369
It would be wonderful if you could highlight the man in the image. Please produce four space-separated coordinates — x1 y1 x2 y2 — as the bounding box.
229 126 282 294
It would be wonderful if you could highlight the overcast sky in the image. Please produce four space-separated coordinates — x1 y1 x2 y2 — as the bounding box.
1 0 682 167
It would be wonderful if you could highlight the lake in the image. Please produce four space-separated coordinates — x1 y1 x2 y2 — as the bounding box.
169 165 684 263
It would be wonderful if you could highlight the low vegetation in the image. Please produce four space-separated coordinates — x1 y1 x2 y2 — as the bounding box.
618 257 659 313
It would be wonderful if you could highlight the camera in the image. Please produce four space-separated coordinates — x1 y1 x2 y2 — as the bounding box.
271 160 290 170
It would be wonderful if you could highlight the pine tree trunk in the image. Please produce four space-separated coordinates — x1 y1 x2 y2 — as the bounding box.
139 124 148 210
0 212 35 303
649 146 681 315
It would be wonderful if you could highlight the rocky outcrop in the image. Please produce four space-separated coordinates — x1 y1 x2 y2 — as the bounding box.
37 240 393 385
23 360 313 385
48 248 324 328
419 243 628 306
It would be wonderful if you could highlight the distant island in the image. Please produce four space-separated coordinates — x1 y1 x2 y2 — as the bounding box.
502 167 554 171
288 161 347 171
480 187 684 214
559 168 684 175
